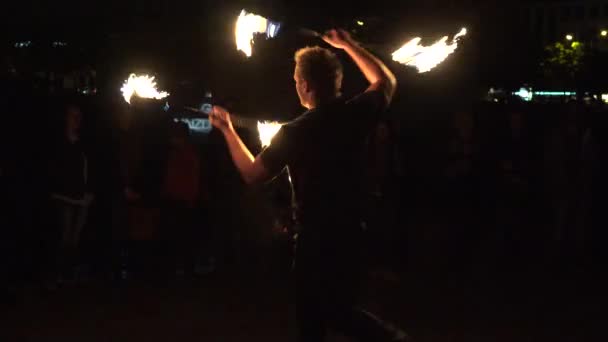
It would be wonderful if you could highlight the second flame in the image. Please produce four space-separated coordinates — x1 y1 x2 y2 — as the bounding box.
257 121 283 148
392 28 467 73
121 74 169 104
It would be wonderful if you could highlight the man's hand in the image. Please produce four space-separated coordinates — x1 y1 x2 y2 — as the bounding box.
322 29 355 50
209 105 269 185
210 105 235 134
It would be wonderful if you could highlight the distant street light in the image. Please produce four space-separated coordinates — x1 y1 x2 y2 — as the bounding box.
601 30 607 37
566 34 573 41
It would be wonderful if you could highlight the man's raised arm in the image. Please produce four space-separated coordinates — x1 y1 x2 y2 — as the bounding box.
209 106 270 185
323 29 397 104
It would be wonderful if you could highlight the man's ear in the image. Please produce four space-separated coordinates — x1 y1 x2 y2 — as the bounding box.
302 79 311 94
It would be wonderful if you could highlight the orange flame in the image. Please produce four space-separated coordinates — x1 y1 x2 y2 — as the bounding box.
392 28 467 73
121 74 169 104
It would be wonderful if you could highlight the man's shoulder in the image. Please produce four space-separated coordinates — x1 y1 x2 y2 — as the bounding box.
283 109 319 129
290 99 350 121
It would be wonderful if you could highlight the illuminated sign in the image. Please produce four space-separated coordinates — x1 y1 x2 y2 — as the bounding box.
200 103 213 115
512 88 576 101
14 41 32 48
174 118 213 134
513 87 533 102
535 91 576 96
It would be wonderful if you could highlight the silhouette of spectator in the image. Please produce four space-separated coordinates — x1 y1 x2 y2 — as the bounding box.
162 121 208 276
542 102 586 263
47 103 94 286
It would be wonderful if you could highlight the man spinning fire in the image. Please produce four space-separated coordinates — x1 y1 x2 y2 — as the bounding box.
210 29 407 342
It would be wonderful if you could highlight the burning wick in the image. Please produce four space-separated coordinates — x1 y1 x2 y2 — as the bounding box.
392 27 467 73
257 121 283 147
121 74 169 104
235 10 281 57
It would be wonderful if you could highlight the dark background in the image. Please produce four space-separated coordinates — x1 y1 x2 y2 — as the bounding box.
2 1 607 341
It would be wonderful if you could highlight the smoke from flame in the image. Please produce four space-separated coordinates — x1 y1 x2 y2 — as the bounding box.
392 28 467 73
121 74 169 104
257 121 283 147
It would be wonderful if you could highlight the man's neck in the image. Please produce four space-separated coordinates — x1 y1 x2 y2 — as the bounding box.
309 95 338 110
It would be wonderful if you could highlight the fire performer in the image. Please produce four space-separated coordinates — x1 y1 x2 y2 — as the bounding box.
210 29 408 341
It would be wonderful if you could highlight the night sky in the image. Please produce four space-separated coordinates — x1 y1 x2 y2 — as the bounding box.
2 0 482 119
3 0 469 35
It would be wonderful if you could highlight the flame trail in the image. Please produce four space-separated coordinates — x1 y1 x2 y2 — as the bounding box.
392 28 467 73
121 74 169 104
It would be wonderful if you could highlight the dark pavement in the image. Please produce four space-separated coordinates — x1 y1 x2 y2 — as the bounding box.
2 261 603 342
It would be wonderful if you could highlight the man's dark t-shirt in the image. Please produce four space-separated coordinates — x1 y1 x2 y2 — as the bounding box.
259 90 387 229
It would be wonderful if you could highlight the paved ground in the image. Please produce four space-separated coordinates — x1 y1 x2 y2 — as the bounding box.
2 262 603 342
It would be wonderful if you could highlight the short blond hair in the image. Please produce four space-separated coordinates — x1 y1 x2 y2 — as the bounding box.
295 46 343 98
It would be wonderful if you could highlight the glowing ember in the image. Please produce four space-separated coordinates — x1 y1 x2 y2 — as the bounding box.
120 74 169 104
392 28 467 73
257 121 283 147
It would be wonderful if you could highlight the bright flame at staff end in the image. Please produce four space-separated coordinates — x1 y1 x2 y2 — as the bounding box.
392 27 467 73
121 74 169 104
257 121 283 147
235 10 270 57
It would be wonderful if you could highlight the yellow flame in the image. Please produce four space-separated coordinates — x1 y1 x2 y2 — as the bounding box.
121 74 169 104
235 10 269 57
257 121 282 147
392 28 467 73
454 27 467 40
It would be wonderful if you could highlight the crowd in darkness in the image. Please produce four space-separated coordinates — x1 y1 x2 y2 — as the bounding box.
363 99 608 275
439 101 608 269
0 81 297 294
2 76 608 299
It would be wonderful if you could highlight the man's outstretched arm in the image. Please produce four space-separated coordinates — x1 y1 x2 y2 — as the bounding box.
323 29 397 104
209 106 269 185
